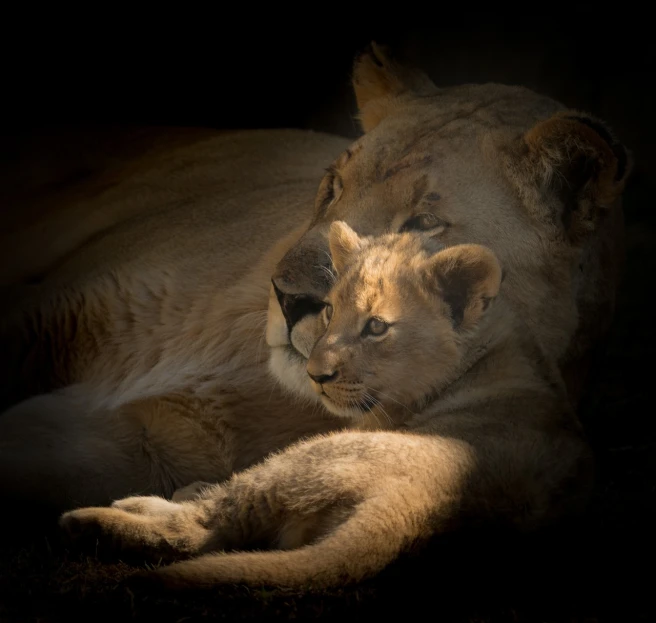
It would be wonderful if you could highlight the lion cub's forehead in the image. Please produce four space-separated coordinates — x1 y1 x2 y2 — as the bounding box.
332 237 426 311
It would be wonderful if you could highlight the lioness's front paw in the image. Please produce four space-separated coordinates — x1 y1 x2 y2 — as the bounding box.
60 505 179 561
60 502 208 563
60 507 103 541
172 481 214 502
59 507 131 558
112 495 181 517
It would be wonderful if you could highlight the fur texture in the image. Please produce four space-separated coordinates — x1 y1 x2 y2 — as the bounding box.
60 228 590 588
0 43 628 587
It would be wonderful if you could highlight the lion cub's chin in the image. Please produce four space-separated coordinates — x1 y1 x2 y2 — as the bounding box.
318 393 373 421
319 395 401 429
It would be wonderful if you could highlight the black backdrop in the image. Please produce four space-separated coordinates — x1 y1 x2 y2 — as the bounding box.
4 6 655 218
4 7 654 153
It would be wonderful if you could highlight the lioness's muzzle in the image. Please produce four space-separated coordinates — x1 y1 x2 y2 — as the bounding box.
271 280 325 330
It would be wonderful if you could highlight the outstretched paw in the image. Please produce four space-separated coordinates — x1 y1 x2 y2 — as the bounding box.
60 498 209 563
59 506 137 559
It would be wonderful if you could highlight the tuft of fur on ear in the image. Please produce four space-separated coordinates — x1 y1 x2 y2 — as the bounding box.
426 244 503 331
504 111 631 241
352 42 438 133
328 221 363 274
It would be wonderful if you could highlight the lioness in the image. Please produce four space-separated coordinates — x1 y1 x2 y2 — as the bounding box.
60 223 588 588
0 42 627 566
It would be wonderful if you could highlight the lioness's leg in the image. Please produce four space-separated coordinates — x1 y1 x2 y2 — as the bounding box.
60 432 461 585
0 387 233 514
0 270 219 411
60 425 591 589
0 283 121 410
0 284 53 409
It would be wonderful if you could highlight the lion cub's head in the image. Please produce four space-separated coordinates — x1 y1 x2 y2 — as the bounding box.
306 221 503 421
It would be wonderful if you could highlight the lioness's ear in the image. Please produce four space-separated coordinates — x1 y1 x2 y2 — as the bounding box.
504 112 631 241
352 42 438 132
328 221 363 274
426 244 503 331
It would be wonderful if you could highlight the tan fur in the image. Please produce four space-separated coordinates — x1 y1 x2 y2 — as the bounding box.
0 43 628 587
307 223 503 420
60 228 590 589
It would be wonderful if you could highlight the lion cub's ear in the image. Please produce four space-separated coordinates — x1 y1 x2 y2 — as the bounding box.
328 221 363 274
352 42 438 132
504 112 631 241
426 244 503 331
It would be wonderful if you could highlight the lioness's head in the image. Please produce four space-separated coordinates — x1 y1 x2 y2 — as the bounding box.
305 222 501 421
267 43 629 401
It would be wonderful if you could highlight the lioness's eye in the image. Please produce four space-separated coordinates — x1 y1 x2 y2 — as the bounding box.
316 167 343 215
362 317 389 337
399 212 446 233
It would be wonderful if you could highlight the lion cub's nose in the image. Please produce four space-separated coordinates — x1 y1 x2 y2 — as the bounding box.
307 371 339 385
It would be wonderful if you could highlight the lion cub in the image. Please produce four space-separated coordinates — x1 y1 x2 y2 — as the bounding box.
307 221 503 425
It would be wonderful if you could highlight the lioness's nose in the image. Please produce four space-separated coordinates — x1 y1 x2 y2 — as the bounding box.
271 280 324 329
308 371 339 385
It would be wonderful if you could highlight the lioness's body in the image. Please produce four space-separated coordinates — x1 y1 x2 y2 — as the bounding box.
1 45 628 587
1 129 352 505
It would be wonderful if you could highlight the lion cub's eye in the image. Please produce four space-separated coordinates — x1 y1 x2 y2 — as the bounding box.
399 212 446 233
323 303 333 325
362 317 389 337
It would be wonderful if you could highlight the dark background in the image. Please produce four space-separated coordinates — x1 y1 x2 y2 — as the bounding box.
1 4 655 622
4 7 655 165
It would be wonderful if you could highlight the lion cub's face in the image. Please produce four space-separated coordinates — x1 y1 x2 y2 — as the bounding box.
306 222 503 421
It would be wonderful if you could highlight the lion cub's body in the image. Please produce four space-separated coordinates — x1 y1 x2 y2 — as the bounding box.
60 228 589 589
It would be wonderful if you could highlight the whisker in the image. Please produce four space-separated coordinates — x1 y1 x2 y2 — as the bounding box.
347 397 366 428
321 250 337 273
316 263 337 285
374 399 393 427
364 385 417 417
363 391 393 428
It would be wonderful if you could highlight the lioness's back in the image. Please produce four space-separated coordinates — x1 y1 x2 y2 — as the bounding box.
1 129 350 287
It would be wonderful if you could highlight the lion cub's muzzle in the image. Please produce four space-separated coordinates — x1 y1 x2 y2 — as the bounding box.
306 349 373 415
